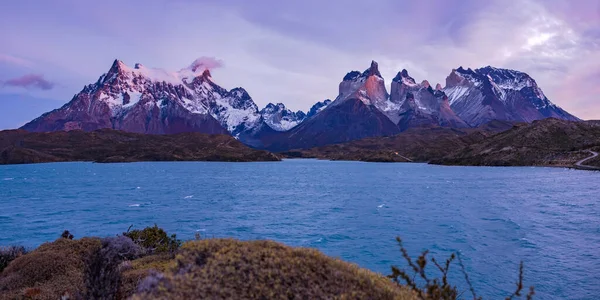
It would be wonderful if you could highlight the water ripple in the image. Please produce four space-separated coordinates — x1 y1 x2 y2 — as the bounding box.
0 161 599 299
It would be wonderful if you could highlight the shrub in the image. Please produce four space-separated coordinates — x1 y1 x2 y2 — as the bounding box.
388 237 535 300
118 254 174 298
0 237 101 299
61 230 74 240
82 236 142 299
0 245 27 273
123 225 181 255
131 238 416 299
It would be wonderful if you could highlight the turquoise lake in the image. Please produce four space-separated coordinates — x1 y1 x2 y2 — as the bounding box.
1 160 599 299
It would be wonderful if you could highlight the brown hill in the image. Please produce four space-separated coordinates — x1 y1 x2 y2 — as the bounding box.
281 126 499 162
431 118 600 167
0 129 280 165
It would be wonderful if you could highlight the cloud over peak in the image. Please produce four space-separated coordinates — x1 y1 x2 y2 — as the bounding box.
188 56 224 72
3 74 55 90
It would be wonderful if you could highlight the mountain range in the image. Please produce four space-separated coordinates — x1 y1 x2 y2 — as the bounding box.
21 59 579 151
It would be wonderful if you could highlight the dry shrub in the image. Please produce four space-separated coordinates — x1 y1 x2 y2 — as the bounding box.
0 237 100 299
132 238 417 300
389 237 535 300
0 246 28 273
118 254 174 299
82 236 143 299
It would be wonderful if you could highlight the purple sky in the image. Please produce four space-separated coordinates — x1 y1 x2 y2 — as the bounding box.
1 0 599 129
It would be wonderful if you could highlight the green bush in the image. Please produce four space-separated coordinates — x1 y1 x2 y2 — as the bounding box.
123 225 181 255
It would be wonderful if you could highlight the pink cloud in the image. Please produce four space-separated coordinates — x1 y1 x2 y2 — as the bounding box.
188 56 224 72
0 53 34 68
3 74 55 90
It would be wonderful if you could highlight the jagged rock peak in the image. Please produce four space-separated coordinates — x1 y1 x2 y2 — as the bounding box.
229 87 251 100
393 69 416 85
362 60 382 77
342 71 362 81
435 83 442 90
202 69 212 78
134 63 143 69
106 59 127 77
307 99 332 118
342 61 382 81
110 59 125 69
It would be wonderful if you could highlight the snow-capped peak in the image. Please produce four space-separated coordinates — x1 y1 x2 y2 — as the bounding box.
260 102 306 131
102 58 221 88
86 58 268 138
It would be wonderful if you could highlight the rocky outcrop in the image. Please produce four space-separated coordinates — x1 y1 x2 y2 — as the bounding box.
388 69 468 130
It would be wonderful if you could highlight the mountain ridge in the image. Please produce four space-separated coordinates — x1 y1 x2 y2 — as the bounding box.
21 59 580 151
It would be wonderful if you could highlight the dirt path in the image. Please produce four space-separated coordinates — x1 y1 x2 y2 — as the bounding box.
574 150 599 170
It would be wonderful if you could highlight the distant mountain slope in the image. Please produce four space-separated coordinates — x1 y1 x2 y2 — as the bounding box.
306 99 332 118
20 60 278 147
444 66 579 126
388 70 468 130
0 129 280 164
431 118 600 167
260 103 306 131
265 62 400 151
20 59 581 152
281 126 497 162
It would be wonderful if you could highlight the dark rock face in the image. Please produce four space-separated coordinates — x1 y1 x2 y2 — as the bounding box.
268 97 400 151
263 61 398 151
444 66 579 126
389 70 468 130
306 99 332 118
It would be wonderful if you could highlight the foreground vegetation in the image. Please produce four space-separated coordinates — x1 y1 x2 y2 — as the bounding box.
0 227 533 299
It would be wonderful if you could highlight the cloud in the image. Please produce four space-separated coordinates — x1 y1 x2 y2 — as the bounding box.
1 0 598 118
188 56 224 72
0 53 34 68
3 74 55 90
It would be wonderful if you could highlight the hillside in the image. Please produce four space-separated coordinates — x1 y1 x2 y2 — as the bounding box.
281 120 515 162
282 127 492 162
0 234 416 300
431 118 600 167
0 129 280 165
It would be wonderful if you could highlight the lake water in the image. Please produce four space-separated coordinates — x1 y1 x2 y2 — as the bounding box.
1 160 599 299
